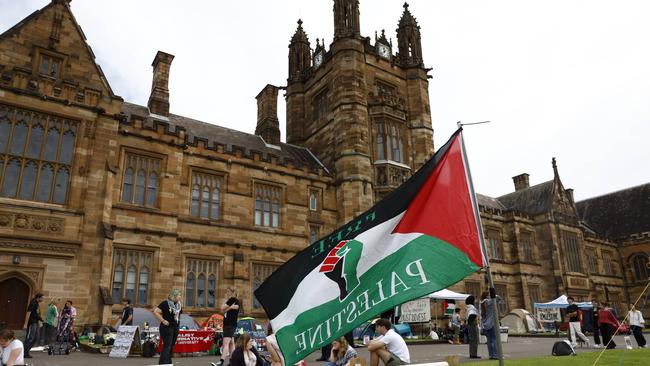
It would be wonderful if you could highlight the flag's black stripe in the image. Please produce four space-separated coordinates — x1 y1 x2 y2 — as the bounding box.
255 128 462 319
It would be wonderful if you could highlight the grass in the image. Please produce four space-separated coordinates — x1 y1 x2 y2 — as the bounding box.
464 348 650 366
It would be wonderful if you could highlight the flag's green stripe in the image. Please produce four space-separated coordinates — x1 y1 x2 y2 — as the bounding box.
275 234 479 365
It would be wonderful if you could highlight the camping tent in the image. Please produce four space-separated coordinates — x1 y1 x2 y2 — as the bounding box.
118 307 200 331
427 289 470 301
501 309 543 334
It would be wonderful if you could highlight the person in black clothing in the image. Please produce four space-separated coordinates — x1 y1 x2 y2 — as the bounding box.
229 333 263 366
120 298 133 326
219 287 240 366
22 292 44 359
591 299 602 348
154 289 182 365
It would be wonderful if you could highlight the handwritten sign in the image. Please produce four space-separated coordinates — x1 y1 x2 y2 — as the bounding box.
109 325 141 358
536 308 561 323
400 298 430 323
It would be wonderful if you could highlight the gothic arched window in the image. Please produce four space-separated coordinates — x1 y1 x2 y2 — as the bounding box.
631 254 649 282
121 152 162 207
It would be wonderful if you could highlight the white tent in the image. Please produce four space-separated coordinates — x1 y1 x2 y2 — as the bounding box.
534 294 592 309
427 289 470 301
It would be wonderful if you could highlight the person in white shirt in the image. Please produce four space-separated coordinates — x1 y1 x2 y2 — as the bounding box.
465 295 480 359
368 319 410 366
627 304 646 348
0 329 25 366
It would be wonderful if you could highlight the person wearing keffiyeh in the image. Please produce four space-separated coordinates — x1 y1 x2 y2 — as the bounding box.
154 289 182 365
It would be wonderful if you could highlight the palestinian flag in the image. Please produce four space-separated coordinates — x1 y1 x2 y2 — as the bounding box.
254 129 484 365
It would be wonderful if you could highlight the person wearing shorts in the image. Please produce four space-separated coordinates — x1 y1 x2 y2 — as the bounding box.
368 319 410 366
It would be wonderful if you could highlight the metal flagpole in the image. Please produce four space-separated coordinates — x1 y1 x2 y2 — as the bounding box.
457 121 505 366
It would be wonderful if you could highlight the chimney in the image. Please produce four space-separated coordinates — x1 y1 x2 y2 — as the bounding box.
255 84 281 145
512 173 530 191
148 51 174 117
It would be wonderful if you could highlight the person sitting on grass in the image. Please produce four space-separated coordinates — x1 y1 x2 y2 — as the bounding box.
328 336 357 366
368 319 410 366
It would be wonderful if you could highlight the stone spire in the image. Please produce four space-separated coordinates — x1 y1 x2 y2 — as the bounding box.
333 0 361 40
396 2 423 67
288 19 311 83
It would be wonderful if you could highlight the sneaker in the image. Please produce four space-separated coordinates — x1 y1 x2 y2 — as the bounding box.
211 363 218 366
593 344 602 349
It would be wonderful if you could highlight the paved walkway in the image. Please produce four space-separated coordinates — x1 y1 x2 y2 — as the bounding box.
24 335 633 366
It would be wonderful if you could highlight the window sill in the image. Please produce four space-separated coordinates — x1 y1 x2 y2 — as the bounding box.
113 202 161 214
181 215 223 225
0 197 80 215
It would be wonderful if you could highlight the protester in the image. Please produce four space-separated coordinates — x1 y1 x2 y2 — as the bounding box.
465 295 480 359
450 308 461 345
229 333 263 366
327 336 357 366
220 287 241 366
154 288 182 365
598 303 619 349
565 296 589 347
480 292 498 360
44 298 59 348
22 292 43 359
367 318 410 366
627 303 646 348
58 300 77 349
264 324 284 366
0 329 24 366
591 299 602 348
120 298 133 326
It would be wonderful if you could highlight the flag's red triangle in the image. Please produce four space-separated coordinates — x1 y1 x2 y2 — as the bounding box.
393 134 484 267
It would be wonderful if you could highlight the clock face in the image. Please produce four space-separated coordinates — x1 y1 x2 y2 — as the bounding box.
314 52 323 68
378 44 391 59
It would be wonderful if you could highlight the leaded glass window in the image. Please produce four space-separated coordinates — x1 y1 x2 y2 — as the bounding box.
0 104 77 203
190 171 222 220
121 152 161 207
185 258 218 308
111 249 152 305
254 184 281 228
252 263 279 310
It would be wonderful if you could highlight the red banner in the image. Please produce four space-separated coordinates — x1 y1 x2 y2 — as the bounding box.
157 330 215 353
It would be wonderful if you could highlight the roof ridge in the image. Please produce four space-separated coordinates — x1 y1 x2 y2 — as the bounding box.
497 179 553 199
576 182 650 203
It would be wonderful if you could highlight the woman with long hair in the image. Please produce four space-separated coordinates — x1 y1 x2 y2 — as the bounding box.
154 288 182 365
229 333 262 366
328 336 357 366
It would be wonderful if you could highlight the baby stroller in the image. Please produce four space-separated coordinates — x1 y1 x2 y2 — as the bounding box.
49 316 73 355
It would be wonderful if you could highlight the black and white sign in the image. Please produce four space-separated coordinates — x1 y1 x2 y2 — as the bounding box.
109 325 141 358
400 298 430 323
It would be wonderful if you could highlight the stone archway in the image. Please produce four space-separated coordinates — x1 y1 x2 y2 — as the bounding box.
0 275 32 329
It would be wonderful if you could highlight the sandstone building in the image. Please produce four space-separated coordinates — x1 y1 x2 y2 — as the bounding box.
0 0 647 329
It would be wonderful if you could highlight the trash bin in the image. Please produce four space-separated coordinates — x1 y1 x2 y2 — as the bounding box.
500 326 509 343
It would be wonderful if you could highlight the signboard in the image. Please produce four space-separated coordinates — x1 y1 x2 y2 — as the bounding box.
400 298 430 323
109 325 141 358
156 330 215 353
536 307 561 323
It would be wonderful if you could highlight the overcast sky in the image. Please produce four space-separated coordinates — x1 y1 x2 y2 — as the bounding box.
2 0 649 201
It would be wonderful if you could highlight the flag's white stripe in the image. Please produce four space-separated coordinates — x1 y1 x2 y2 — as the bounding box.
272 212 424 330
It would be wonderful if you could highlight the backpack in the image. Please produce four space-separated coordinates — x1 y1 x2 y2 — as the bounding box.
552 340 576 356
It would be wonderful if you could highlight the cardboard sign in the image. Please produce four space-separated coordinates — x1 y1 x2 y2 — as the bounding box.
536 307 561 323
109 325 141 358
400 298 431 323
156 330 215 353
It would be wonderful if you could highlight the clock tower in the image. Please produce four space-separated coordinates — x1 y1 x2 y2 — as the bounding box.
285 1 434 224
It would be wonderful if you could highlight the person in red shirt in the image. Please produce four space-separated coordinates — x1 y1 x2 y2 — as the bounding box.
598 303 619 349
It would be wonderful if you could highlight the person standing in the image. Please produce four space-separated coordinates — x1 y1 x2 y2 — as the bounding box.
480 292 498 360
367 318 410 366
219 287 240 366
465 295 480 359
627 304 646 348
120 298 133 326
154 289 182 365
598 303 619 349
451 308 462 345
22 292 43 359
0 329 25 366
591 299 602 348
44 298 59 348
565 296 589 347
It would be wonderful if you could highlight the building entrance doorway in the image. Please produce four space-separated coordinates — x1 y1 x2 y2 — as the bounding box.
0 277 30 329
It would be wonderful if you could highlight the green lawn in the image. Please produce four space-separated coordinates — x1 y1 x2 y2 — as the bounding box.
464 348 650 366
